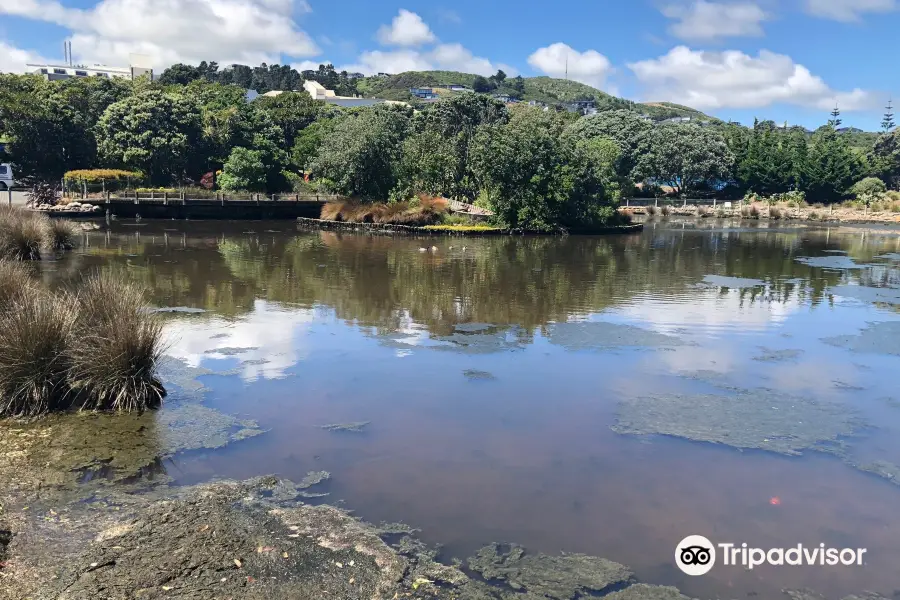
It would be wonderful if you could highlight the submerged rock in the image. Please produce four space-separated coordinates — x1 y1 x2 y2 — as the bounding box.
612 386 861 456
467 543 633 599
464 369 497 381
603 584 695 600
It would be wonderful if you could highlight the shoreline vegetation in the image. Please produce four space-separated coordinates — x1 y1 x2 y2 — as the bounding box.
0 263 166 418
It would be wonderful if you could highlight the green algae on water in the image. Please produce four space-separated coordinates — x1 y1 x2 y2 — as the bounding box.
545 321 684 352
464 369 497 381
612 387 861 456
822 322 900 356
467 543 633 599
319 421 370 432
753 347 803 362
603 584 694 600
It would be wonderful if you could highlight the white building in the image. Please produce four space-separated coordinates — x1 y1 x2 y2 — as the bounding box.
26 53 153 82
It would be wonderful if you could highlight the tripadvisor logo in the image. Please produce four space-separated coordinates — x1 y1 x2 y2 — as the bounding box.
675 535 867 576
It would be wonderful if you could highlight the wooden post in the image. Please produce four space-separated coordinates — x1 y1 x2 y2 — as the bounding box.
7 189 11 206
163 191 168 205
295 193 300 202
272 193 276 202
150 190 154 200
713 198 717 208
655 197 659 208
105 191 110 204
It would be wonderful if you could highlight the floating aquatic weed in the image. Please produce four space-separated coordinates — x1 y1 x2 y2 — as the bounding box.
467 543 633 600
298 471 330 489
378 326 527 355
319 421 370 432
829 285 900 306
795 256 863 270
453 323 494 333
612 387 862 456
241 358 270 366
158 403 266 453
752 348 804 362
822 322 900 356
701 274 766 289
603 584 693 600
463 369 497 381
545 321 684 352
848 460 900 486
203 346 259 356
785 590 892 600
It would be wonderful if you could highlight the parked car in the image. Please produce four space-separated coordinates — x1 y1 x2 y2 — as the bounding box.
0 163 14 190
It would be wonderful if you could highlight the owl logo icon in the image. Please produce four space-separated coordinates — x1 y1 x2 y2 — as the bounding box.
676 535 716 576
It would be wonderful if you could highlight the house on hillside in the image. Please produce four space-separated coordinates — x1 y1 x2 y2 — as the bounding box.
493 93 520 104
661 116 693 124
409 87 439 100
375 72 392 78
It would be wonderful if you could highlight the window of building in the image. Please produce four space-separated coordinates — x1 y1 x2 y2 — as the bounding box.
53 68 67 75
95 72 109 78
40 68 48 74
0 166 7 175
75 70 87 77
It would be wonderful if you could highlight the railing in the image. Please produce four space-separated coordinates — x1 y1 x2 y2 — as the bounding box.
621 197 742 208
85 191 344 203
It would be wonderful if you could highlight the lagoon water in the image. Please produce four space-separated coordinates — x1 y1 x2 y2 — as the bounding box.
49 218 900 599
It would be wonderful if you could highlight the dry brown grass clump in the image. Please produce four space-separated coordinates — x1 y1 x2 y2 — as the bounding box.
321 195 449 227
0 259 37 310
68 272 167 412
0 206 78 259
0 289 77 417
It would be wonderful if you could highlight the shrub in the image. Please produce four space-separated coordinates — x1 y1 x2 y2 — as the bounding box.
25 181 61 207
48 219 79 251
64 169 141 183
67 272 166 412
441 213 475 226
886 190 900 202
0 289 77 417
698 206 710 218
770 207 782 219
716 209 726 218
850 177 887 197
809 211 820 220
0 207 49 260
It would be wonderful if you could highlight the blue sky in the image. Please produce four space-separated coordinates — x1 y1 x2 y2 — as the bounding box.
0 0 898 129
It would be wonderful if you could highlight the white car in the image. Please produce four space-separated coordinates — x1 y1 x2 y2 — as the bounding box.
0 163 14 190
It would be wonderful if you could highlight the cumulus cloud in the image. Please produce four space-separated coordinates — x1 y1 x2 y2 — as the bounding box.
0 41 50 73
804 0 897 21
527 43 613 89
0 0 319 69
341 43 504 77
376 9 436 47
628 46 873 110
662 1 768 40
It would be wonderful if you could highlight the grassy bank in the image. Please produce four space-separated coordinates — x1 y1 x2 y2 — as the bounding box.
0 206 79 260
0 265 166 418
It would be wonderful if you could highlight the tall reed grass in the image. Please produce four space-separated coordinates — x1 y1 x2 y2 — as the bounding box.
321 196 450 226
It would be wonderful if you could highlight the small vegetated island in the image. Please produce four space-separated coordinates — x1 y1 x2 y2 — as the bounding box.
3 65 896 232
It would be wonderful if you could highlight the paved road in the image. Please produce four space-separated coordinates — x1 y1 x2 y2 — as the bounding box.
4 190 28 206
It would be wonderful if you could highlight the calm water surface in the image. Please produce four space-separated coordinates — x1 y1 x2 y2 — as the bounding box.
49 219 900 599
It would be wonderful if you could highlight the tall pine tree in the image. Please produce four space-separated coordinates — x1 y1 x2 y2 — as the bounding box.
882 99 895 133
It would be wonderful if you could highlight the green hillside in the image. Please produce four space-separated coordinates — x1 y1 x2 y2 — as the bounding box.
355 70 718 122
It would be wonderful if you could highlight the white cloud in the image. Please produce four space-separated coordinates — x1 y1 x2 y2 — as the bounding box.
804 0 897 21
0 41 50 73
0 0 319 70
527 42 613 89
628 46 874 110
662 1 768 41
292 60 326 72
376 9 436 47
341 44 504 77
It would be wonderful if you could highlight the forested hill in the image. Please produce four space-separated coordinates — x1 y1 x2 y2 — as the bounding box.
355 70 719 122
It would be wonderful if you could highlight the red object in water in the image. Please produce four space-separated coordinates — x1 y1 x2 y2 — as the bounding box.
769 496 781 505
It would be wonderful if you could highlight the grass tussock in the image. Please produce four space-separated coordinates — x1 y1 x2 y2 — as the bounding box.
321 196 450 227
68 272 166 412
0 206 79 260
770 207 782 220
0 261 167 418
0 260 37 311
0 289 77 417
646 205 657 216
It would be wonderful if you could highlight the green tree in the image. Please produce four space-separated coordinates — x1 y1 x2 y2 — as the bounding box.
158 63 203 86
218 147 267 191
882 100 895 133
634 124 734 195
291 117 340 173
95 90 203 185
512 76 526 94
565 109 652 180
471 106 620 231
804 126 861 202
399 94 508 201
255 91 333 151
311 104 412 199
472 75 494 93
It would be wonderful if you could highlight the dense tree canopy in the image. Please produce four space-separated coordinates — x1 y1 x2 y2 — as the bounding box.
0 66 897 226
